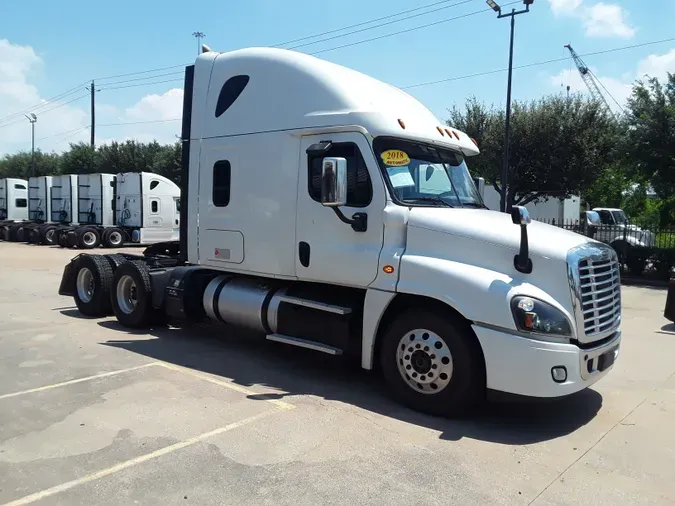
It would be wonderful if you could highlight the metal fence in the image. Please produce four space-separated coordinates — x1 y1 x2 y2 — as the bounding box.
536 218 675 250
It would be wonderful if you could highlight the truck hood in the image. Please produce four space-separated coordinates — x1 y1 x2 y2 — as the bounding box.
408 207 591 262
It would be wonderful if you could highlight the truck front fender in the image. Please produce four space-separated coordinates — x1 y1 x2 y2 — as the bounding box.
360 254 574 370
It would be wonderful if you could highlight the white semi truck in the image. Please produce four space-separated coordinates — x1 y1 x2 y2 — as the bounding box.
55 172 180 249
2 175 54 242
58 47 621 416
0 177 29 227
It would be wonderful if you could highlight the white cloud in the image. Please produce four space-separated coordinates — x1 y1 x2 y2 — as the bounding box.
583 3 635 39
0 39 88 156
636 48 675 81
549 47 675 113
0 39 185 157
548 0 583 16
546 0 635 39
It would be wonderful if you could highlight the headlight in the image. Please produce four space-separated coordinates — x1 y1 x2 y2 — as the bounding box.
511 296 572 338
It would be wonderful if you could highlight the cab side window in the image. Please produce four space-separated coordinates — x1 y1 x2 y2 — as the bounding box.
598 210 614 225
308 142 372 208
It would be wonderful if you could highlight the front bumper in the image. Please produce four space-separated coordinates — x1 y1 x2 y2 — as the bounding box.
472 325 621 398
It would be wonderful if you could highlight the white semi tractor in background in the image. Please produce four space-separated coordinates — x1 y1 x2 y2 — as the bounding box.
0 177 29 225
58 47 621 417
54 171 180 249
0 172 180 248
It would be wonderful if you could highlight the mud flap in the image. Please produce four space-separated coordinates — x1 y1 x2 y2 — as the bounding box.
57 254 83 297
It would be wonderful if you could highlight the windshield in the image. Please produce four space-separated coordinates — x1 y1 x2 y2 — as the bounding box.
372 137 484 208
611 210 628 224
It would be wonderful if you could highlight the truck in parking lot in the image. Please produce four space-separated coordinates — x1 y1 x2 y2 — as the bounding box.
1 175 53 242
57 47 622 416
0 178 29 234
55 172 180 249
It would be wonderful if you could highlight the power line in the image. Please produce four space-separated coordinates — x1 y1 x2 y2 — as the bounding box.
401 36 675 89
309 1 521 55
55 126 90 146
95 63 190 82
286 0 476 50
100 78 185 91
97 118 181 127
0 81 88 124
37 126 89 141
273 0 474 47
0 94 89 130
100 71 185 87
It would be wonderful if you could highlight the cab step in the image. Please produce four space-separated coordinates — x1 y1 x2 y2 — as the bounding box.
266 333 343 355
277 295 352 315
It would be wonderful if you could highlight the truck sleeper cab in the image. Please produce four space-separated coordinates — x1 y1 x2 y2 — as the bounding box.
56 172 180 249
58 47 621 417
0 178 29 239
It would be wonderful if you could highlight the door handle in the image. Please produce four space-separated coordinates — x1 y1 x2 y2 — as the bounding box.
299 242 310 267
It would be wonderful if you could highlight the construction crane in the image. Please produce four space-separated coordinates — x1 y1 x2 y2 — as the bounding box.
564 44 616 116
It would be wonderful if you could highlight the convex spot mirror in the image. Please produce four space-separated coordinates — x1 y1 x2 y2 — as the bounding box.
585 210 601 227
511 205 532 226
321 157 347 207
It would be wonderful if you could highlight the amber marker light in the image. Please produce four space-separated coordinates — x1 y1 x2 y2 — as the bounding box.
383 265 395 274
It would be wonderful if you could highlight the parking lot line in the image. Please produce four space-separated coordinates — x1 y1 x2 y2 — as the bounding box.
0 362 159 400
155 361 296 410
2 408 284 506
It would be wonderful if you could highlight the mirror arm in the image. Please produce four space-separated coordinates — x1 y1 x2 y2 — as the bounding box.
333 208 368 232
514 224 533 274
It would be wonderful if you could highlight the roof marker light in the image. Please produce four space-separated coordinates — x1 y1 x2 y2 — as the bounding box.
452 130 460 140
471 138 478 146
436 126 445 136
398 119 406 129
445 128 453 137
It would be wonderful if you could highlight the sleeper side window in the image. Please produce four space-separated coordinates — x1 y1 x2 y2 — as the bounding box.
307 142 372 207
15 198 27 208
213 160 231 207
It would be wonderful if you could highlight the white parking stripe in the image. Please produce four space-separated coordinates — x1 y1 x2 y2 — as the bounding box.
3 409 284 506
0 362 159 400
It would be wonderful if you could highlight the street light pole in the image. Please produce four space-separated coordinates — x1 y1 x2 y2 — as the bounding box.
192 32 206 56
487 0 533 212
25 114 37 177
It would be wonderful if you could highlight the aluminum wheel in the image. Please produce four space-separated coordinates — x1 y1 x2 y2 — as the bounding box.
108 231 122 246
45 229 55 243
82 231 97 247
116 275 138 314
76 267 95 304
396 329 454 394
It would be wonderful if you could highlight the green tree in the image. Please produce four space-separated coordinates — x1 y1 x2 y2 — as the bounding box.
448 94 619 208
152 142 182 185
58 142 97 174
0 150 61 179
624 73 675 225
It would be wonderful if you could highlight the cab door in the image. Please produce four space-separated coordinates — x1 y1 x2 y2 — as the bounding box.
296 132 385 287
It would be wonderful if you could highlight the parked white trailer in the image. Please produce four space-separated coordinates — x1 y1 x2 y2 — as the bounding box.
0 178 29 240
477 179 581 224
59 47 621 417
58 172 180 249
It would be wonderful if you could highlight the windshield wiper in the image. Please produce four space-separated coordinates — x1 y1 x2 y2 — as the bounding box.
460 202 488 209
401 197 453 207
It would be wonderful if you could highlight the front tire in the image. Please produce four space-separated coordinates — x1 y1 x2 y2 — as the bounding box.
111 260 164 328
73 255 114 316
379 309 485 417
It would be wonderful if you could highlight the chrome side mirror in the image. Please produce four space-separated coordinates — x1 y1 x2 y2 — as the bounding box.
511 205 531 226
585 210 601 227
321 157 347 207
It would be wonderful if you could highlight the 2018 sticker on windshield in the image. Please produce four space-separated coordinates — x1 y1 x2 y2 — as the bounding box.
381 150 410 167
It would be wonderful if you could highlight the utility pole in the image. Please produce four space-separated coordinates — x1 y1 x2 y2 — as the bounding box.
25 114 37 177
86 80 97 148
192 32 206 55
487 0 533 213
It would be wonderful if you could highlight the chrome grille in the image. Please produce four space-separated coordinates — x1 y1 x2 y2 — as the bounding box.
578 256 621 337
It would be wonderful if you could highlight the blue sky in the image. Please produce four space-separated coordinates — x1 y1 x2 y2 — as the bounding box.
1 0 672 155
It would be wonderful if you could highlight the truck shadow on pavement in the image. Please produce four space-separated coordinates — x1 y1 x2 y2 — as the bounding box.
93 318 603 445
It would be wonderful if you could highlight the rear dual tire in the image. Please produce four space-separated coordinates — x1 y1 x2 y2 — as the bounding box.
111 260 166 328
